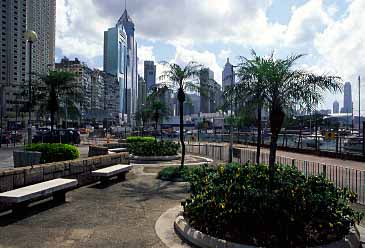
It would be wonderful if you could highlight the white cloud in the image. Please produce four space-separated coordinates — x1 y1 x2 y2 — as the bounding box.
56 0 112 67
137 45 156 76
172 46 222 84
218 49 232 61
313 0 365 113
284 0 332 46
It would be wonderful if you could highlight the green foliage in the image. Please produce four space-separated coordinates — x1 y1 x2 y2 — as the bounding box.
126 136 156 143
157 166 191 181
183 163 360 248
129 140 180 156
25 143 80 163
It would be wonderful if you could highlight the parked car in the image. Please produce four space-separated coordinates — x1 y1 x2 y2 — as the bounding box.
32 129 81 144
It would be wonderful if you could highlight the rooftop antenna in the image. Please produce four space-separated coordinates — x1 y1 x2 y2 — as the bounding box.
124 0 127 11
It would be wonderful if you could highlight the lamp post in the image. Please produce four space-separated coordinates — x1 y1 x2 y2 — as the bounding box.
24 30 38 145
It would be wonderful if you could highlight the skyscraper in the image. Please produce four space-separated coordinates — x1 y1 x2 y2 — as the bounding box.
0 0 56 123
333 100 339 114
104 25 127 114
200 68 222 113
222 58 235 92
117 9 138 124
0 0 28 122
144 61 156 91
27 0 56 75
342 82 352 113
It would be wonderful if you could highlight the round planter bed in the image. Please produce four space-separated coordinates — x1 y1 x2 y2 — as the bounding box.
130 154 181 164
174 213 360 248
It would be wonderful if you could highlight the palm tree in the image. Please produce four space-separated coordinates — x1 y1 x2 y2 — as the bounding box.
229 51 268 164
160 62 203 169
237 51 342 183
39 71 80 132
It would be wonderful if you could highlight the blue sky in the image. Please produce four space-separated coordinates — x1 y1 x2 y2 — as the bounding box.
55 0 365 113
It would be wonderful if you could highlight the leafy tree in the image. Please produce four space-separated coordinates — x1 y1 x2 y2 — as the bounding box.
39 71 80 132
160 62 203 169
236 51 342 183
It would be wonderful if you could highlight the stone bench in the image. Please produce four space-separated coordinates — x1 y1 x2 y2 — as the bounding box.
0 178 78 214
92 164 132 183
108 148 128 153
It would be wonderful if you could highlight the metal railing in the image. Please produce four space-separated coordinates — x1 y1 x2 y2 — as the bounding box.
186 143 365 205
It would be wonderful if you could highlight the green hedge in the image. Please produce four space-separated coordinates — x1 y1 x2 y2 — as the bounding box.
157 166 190 181
126 136 155 143
25 143 80 164
129 140 179 156
183 163 361 247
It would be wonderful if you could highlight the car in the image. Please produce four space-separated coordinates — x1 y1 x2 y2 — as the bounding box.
32 129 81 144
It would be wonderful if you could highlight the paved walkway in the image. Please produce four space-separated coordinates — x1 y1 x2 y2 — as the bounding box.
0 172 189 248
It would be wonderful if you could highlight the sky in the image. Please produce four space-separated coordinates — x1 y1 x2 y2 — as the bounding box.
55 0 365 113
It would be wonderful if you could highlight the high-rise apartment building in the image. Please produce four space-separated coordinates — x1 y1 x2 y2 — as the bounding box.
0 0 28 121
222 58 235 92
55 57 93 118
103 72 120 119
144 61 156 91
341 82 352 113
333 100 339 114
0 0 56 124
27 0 56 76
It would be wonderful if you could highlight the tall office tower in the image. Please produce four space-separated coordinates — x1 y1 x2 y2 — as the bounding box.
222 58 235 92
200 68 222 113
0 0 27 123
342 82 352 113
144 61 156 91
117 9 138 124
55 57 93 118
27 0 56 76
200 68 214 113
137 75 147 109
333 100 339 114
104 25 127 115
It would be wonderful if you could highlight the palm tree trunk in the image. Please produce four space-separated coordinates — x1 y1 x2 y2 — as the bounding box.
179 100 185 169
178 88 185 169
268 105 285 185
50 110 55 132
256 104 262 164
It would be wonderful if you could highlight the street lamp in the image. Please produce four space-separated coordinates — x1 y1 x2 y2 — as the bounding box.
24 30 38 144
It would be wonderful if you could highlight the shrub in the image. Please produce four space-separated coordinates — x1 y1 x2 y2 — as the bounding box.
129 140 180 156
182 163 360 248
25 143 80 163
157 166 208 181
126 136 155 143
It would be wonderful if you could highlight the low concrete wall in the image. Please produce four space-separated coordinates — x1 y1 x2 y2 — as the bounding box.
103 143 128 149
0 152 129 194
88 146 109 157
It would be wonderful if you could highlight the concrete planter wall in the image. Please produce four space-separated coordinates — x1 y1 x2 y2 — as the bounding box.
13 151 42 168
174 213 360 248
130 154 181 164
88 146 109 157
